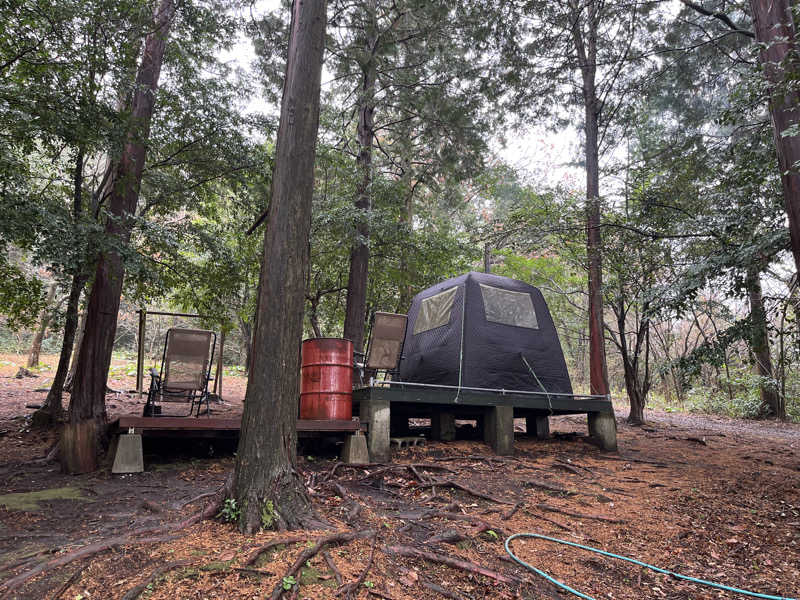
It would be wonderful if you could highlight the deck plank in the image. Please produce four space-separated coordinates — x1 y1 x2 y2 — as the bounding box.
112 416 362 434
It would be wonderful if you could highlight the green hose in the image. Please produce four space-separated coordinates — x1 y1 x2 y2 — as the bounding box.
505 532 798 600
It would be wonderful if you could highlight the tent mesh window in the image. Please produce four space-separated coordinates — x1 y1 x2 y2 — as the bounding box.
479 284 538 329
413 286 458 334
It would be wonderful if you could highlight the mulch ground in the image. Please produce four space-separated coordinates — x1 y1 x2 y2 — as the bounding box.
0 355 798 600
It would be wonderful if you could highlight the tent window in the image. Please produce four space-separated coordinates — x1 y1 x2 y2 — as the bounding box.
414 286 458 334
480 284 538 329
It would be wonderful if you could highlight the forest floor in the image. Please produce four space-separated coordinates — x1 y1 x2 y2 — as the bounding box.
0 354 798 600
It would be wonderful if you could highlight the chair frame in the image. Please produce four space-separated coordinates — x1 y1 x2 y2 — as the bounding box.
143 328 217 417
360 311 407 383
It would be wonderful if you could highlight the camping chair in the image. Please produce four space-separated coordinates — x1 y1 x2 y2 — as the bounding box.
355 312 408 385
142 328 216 417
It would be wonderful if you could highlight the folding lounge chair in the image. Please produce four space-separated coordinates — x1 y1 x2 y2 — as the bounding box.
142 328 216 417
358 312 408 383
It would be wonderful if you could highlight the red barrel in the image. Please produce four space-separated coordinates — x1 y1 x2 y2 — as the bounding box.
300 338 353 420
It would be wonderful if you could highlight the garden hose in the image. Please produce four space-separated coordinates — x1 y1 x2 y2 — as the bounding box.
505 532 798 600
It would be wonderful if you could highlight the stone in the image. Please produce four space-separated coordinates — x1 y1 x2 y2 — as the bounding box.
362 397 391 462
341 431 369 464
588 411 618 451
111 433 144 474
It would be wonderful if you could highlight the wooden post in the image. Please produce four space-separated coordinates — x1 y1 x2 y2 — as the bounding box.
136 309 147 393
214 330 225 397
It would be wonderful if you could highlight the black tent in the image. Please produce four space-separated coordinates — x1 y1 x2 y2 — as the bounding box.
398 271 573 395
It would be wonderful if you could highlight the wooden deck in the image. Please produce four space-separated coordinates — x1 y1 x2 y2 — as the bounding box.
111 416 364 438
352 382 618 459
352 383 613 417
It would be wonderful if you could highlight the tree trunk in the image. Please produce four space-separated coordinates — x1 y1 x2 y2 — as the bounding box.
64 307 87 391
571 0 609 397
746 267 782 418
397 177 416 312
26 283 57 368
238 316 253 374
234 0 327 534
750 0 800 279
61 0 176 474
307 293 322 338
32 147 88 428
343 0 378 354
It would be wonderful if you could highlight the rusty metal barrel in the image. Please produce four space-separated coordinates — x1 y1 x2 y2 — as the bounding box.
299 338 353 420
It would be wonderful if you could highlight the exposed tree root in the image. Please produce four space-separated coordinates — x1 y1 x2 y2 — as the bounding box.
327 481 362 523
327 461 455 482
325 462 380 480
425 528 466 545
120 560 189 600
0 474 232 599
551 462 584 477
418 479 514 505
246 536 315 566
173 489 218 510
522 478 579 495
270 529 376 600
49 565 86 600
231 566 274 577
522 508 572 532
596 454 676 467
395 508 505 536
534 503 625 523
322 550 343 586
336 532 378 599
502 501 523 521
382 545 521 585
421 579 470 600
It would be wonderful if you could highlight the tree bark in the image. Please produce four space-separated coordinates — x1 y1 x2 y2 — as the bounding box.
570 0 609 397
750 0 800 279
61 0 176 474
746 266 782 418
397 176 416 312
343 0 378 354
32 147 88 427
64 307 87 391
617 303 650 425
238 315 253 374
234 0 327 534
26 283 57 368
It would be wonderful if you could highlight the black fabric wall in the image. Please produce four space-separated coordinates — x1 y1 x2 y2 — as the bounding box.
398 277 465 386
398 272 573 395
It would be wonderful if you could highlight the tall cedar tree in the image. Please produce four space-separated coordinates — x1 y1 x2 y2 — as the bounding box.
750 0 800 280
570 0 611 401
233 0 327 533
321 1 497 349
61 0 176 473
341 0 377 353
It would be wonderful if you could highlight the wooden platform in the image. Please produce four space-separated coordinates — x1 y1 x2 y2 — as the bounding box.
112 416 364 438
352 382 617 460
352 383 614 417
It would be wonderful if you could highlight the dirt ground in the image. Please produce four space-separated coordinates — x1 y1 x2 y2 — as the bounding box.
0 354 799 600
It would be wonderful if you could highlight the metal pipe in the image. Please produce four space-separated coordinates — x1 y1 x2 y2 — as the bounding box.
372 379 609 400
136 309 207 318
136 309 147 393
214 330 225 396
